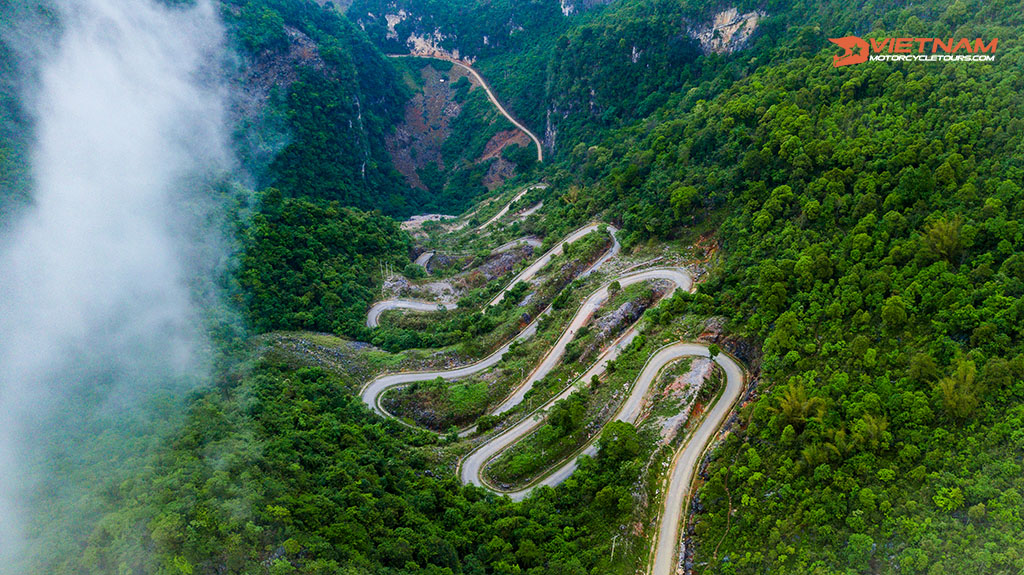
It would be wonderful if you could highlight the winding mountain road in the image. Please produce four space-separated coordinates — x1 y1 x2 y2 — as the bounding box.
488 223 619 306
361 319 540 417
366 299 456 329
361 213 747 575
459 343 742 519
490 267 691 415
413 251 434 267
478 184 547 231
390 53 544 163
458 276 698 500
365 223 618 329
650 348 744 575
363 222 620 403
490 236 543 255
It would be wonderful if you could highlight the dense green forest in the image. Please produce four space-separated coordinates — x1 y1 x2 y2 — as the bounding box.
236 0 1024 571
11 0 1024 574
639 51 1024 575
223 0 466 217
348 0 735 150
0 5 33 219
52 358 651 575
536 3 1024 573
239 189 410 337
349 0 1018 163
224 0 527 217
224 0 418 215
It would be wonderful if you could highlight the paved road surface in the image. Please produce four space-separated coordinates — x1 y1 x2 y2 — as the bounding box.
650 347 744 575
360 320 540 416
488 223 619 306
459 342 744 575
490 236 543 255
363 223 620 405
366 223 618 326
361 214 743 574
490 268 692 415
478 184 547 231
366 299 456 328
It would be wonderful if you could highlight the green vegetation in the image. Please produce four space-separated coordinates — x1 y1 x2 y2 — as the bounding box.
54 357 661 575
382 376 491 429
371 229 610 353
574 16 1024 570
443 85 514 163
223 0 429 217
353 0 1024 571
16 0 1024 573
0 12 32 216
487 389 592 487
483 306 706 489
239 189 410 337
375 231 614 429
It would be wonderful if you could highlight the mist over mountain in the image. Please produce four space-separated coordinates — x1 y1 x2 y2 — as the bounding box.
1 1 1023 574
0 0 229 570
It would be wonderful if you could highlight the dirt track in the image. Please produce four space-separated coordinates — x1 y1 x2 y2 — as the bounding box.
389 53 544 162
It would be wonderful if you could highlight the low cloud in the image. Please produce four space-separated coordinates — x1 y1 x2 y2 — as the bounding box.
0 0 231 569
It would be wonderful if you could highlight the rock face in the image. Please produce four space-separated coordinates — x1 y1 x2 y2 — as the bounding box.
595 298 645 340
657 357 715 443
480 130 531 190
383 57 529 192
382 275 412 298
559 0 616 17
688 8 766 55
233 26 327 119
385 64 466 190
581 284 666 359
425 252 471 274
478 245 534 280
701 316 762 372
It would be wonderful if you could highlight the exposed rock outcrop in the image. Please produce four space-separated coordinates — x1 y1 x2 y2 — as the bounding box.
233 25 328 120
595 298 645 340
385 64 467 190
478 245 534 280
559 0 616 17
688 8 766 55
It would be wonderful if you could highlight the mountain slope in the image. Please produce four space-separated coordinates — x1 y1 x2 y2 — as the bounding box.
10 0 1024 574
353 0 1024 571
224 0 420 215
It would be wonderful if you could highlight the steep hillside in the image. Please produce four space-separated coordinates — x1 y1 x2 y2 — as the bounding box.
540 3 1024 573
342 0 1024 571
222 0 533 217
387 58 535 200
346 0 759 154
223 0 421 215
10 0 1024 575
0 7 35 219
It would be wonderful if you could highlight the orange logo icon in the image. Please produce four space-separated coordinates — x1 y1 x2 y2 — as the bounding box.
829 36 870 67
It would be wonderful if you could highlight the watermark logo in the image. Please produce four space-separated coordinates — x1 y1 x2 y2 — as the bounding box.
828 36 998 67
830 36 869 67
